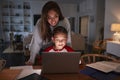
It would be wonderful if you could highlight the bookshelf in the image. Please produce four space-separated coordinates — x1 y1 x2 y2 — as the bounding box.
1 0 32 41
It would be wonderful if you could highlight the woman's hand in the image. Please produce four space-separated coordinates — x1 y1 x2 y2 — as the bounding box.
25 61 33 65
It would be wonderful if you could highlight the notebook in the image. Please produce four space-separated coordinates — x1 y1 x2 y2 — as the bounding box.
41 52 81 74
86 61 120 73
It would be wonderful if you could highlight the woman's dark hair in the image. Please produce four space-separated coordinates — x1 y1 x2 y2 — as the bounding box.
52 26 68 37
39 1 64 42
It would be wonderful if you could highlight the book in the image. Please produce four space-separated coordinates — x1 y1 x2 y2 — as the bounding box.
10 66 41 79
86 61 120 73
17 69 41 79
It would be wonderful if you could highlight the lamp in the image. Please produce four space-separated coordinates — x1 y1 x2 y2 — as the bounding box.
111 23 120 42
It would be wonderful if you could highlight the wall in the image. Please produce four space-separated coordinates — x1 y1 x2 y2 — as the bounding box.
78 0 97 44
104 0 120 39
95 0 105 40
29 1 45 15
78 0 105 44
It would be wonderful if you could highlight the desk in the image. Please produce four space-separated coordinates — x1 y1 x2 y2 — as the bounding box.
0 65 93 80
34 65 120 80
106 41 120 57
0 69 22 80
34 65 94 80
3 46 24 54
1 46 25 67
1 65 120 80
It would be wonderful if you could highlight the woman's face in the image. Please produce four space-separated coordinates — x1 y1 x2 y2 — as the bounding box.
47 10 59 26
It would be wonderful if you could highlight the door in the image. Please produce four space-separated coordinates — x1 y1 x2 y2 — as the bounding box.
79 16 89 37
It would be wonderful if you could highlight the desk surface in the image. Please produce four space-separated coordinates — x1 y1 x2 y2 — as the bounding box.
32 65 120 80
34 65 94 80
3 46 24 53
0 69 22 80
1 65 120 80
43 73 94 80
0 65 93 80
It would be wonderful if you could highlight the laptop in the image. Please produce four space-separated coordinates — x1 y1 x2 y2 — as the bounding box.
41 52 81 74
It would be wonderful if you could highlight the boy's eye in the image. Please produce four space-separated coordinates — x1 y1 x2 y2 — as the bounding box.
55 39 66 42
55 39 59 42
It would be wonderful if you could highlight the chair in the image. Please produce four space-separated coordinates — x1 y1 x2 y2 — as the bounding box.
80 53 118 65
92 39 113 54
92 40 105 54
71 32 85 52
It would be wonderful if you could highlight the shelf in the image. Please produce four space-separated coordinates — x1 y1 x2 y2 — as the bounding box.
1 0 32 41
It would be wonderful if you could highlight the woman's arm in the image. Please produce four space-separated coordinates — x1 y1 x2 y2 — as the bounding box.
28 19 42 64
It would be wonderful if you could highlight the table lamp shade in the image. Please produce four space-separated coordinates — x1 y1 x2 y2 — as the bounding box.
111 23 120 32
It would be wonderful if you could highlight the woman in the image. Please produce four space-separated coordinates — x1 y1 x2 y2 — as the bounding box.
26 1 72 65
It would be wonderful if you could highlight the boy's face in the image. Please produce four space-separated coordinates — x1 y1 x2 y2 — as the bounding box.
52 33 67 50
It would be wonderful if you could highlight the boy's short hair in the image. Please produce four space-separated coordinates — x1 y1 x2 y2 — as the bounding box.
52 26 68 36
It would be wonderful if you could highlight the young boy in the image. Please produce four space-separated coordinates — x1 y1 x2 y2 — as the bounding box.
36 26 74 65
44 26 74 52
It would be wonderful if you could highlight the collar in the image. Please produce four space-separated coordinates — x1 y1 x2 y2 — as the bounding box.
53 46 65 52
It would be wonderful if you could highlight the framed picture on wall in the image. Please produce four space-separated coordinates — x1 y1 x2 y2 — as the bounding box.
79 17 81 34
79 16 89 37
